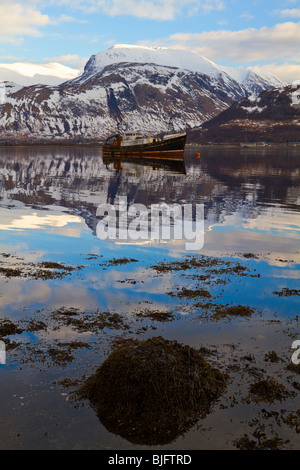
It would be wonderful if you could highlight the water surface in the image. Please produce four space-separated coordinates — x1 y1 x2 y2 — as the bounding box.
0 145 299 450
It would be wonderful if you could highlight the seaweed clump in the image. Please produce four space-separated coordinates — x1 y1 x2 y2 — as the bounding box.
0 319 23 337
79 336 228 445
249 378 291 403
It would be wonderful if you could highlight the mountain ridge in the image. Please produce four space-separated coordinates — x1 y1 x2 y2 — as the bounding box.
189 81 300 143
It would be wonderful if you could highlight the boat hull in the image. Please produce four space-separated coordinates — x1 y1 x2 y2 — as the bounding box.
102 134 186 161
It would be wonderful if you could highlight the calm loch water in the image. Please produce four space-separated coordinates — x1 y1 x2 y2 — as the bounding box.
0 145 299 450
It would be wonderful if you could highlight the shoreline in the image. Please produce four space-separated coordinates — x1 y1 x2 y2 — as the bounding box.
0 141 299 148
0 141 103 148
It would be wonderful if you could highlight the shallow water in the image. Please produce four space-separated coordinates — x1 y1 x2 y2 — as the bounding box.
0 145 299 450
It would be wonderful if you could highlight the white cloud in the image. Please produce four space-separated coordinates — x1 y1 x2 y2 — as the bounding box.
49 14 89 25
0 62 79 79
0 1 88 43
43 54 80 63
277 8 300 18
199 0 224 13
0 1 50 42
102 0 179 20
249 63 300 84
0 55 25 61
0 61 80 85
52 0 225 20
240 12 254 21
43 54 88 70
166 22 300 63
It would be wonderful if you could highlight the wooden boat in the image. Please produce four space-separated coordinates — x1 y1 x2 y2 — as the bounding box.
102 120 186 162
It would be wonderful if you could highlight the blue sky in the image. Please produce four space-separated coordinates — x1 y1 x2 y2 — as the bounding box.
0 0 299 82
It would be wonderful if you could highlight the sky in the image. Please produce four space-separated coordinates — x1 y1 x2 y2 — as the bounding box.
0 0 299 83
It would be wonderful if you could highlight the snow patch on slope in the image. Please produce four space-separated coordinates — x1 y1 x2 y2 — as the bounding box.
291 88 300 107
241 104 266 113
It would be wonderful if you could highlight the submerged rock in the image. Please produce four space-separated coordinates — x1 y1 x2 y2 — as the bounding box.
79 336 228 445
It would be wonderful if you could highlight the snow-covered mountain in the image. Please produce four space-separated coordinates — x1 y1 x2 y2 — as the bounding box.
82 44 286 94
83 44 227 79
0 44 287 142
221 66 285 95
189 81 300 143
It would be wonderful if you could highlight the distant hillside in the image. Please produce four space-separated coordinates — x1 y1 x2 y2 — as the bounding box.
189 81 300 143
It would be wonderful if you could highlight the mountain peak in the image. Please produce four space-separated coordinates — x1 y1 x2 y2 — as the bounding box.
86 43 222 78
82 44 286 94
110 43 168 51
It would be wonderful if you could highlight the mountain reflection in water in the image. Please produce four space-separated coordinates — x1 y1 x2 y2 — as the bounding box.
0 145 298 261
